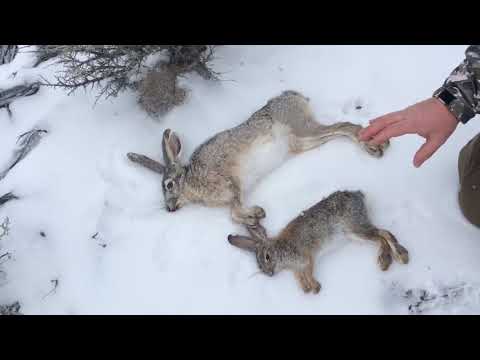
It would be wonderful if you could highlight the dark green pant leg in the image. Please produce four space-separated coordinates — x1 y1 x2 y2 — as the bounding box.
458 133 480 227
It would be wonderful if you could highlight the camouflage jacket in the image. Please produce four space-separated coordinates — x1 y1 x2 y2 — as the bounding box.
433 45 480 124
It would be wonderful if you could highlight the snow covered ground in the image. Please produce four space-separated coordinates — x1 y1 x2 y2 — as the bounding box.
1 45 480 315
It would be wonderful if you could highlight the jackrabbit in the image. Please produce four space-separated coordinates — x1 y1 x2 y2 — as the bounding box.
228 190 409 294
127 91 389 230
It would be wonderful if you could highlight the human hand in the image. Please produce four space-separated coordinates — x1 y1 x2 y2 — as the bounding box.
358 98 459 167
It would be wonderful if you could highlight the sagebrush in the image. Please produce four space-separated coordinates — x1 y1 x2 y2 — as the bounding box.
37 45 219 114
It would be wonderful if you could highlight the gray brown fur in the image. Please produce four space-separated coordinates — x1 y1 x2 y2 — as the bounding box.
127 90 389 228
228 190 409 294
137 65 187 117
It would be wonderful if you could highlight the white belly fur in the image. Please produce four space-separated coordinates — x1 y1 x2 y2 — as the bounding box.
235 123 292 191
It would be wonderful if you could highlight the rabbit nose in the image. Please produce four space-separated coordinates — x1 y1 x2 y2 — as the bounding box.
167 205 177 212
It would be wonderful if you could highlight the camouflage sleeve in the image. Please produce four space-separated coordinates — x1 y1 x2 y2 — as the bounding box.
433 45 480 124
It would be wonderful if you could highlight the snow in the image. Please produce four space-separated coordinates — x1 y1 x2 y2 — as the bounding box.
1 45 480 314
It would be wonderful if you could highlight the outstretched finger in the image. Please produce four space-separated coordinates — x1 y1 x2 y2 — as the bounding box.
358 114 401 141
413 137 445 168
369 121 413 145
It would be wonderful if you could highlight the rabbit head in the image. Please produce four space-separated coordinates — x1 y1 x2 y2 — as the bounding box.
161 129 188 212
227 234 279 276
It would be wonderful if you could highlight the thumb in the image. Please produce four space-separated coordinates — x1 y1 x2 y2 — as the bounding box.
413 136 445 168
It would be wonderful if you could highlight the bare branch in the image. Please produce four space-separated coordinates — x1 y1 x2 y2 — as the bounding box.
0 129 48 181
0 193 18 207
0 45 18 65
42 279 59 300
0 83 40 110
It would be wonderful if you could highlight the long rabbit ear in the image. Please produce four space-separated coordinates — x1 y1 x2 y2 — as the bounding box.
227 235 257 252
127 152 165 174
162 129 182 165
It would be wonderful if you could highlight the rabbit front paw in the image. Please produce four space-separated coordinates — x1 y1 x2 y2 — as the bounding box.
296 272 322 294
243 206 266 226
252 206 266 219
311 279 321 294
377 250 393 271
393 243 409 264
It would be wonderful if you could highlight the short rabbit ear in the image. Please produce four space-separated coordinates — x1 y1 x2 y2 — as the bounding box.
227 234 257 252
162 129 182 165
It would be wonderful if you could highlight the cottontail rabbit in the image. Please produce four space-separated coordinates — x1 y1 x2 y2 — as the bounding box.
127 91 389 230
228 190 409 294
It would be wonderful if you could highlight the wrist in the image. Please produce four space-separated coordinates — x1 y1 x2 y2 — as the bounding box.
433 87 475 124
430 96 459 124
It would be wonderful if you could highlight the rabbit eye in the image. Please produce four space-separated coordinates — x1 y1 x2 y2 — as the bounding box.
265 253 270 262
165 180 174 190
